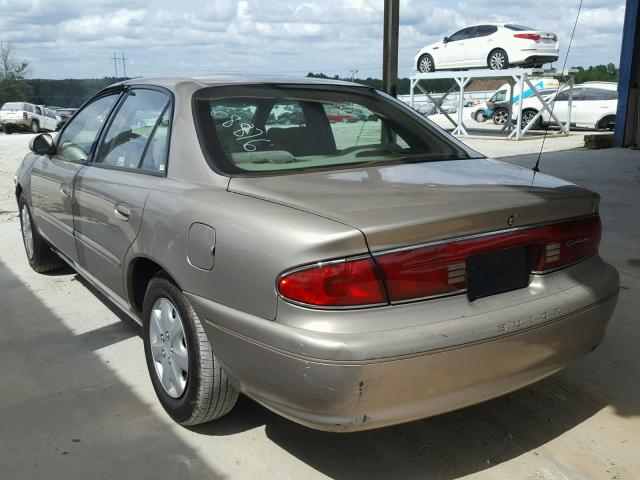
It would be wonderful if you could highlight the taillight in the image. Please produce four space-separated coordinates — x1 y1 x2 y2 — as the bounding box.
531 217 601 272
277 257 386 307
22 112 28 119
553 35 558 42
277 217 601 308
376 216 601 302
514 33 541 41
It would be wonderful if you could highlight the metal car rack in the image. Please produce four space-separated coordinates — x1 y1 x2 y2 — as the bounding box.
409 68 574 140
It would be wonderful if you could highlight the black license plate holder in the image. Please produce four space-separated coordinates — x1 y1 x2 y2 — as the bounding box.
467 246 530 301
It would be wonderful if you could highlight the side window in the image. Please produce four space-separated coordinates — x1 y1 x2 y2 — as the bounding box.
34 106 42 115
266 101 305 129
476 25 497 37
491 90 507 102
556 88 583 101
96 89 170 172
46 109 56 119
57 93 120 162
449 27 476 41
583 88 618 101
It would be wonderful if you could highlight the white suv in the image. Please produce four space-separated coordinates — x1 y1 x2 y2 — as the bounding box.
518 82 618 130
0 102 60 134
415 24 559 72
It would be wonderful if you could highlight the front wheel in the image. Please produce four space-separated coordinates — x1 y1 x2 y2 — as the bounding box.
18 194 63 273
418 54 435 73
143 276 239 426
488 49 509 70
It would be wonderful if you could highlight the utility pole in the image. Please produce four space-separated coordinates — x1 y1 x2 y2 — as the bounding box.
350 69 358 82
382 0 399 97
121 52 128 79
112 52 119 81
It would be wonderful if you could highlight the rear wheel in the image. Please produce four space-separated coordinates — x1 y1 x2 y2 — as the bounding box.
143 276 239 426
30 120 39 133
418 54 435 73
488 49 509 70
597 115 616 131
493 108 509 125
18 194 63 273
4 125 13 134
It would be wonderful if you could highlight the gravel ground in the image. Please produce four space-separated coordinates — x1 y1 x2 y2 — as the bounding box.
1 131 638 480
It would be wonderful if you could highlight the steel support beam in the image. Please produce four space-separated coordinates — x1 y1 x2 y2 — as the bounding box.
382 0 400 97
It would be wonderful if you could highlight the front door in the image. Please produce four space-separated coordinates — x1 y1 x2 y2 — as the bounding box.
73 87 171 299
440 27 476 67
30 92 122 262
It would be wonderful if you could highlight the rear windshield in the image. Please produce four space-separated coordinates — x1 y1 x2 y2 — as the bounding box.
193 84 473 175
504 24 536 31
1 102 26 111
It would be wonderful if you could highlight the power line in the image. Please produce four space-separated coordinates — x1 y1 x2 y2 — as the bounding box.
112 52 119 82
121 52 128 79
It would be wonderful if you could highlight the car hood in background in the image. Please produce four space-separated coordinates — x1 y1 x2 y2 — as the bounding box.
228 159 599 251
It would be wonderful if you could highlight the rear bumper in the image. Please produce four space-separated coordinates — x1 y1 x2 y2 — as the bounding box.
513 55 559 66
0 119 30 128
188 256 618 432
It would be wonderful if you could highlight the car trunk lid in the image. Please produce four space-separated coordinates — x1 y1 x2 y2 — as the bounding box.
228 159 599 252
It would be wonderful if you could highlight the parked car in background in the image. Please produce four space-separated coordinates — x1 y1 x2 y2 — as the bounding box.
324 105 358 123
514 82 618 129
0 102 60 134
415 24 559 72
54 108 78 130
474 78 559 125
15 76 618 432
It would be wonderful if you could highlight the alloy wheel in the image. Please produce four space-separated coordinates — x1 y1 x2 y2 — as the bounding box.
419 56 433 73
493 110 508 125
149 297 189 398
490 52 506 70
21 205 34 260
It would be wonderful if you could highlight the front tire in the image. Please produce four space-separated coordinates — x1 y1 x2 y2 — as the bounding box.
143 276 239 426
418 54 435 73
18 194 63 273
474 110 487 122
488 49 509 70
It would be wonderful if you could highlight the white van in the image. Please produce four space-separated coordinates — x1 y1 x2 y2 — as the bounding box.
471 78 559 123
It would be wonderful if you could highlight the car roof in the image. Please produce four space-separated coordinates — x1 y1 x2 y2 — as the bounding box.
115 75 365 90
576 82 618 90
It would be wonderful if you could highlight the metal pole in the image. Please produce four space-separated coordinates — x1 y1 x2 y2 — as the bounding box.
112 52 118 81
122 52 127 79
382 0 399 97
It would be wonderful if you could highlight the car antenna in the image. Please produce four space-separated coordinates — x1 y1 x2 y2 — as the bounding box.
533 0 584 174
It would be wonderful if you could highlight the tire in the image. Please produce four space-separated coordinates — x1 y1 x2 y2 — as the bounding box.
30 120 39 133
597 115 616 131
418 54 435 73
522 109 541 129
4 125 13 134
342 117 349 123
492 108 509 125
474 110 487 122
18 194 63 273
143 276 239 426
488 49 509 70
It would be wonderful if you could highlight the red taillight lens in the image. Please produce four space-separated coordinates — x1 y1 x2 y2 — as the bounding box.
514 33 541 41
278 257 386 307
376 217 601 302
553 35 558 42
531 217 601 272
22 112 28 119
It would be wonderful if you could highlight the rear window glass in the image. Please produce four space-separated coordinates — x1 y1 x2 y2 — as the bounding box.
504 24 536 31
193 84 472 175
1 102 26 111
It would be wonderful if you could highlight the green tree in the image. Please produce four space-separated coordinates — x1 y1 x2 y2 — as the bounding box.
0 42 32 106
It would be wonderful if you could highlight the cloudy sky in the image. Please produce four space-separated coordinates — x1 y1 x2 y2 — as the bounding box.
0 0 626 79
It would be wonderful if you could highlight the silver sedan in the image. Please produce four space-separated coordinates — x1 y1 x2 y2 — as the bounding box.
15 76 619 431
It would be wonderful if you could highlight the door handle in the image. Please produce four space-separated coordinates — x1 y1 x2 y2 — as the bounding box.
114 202 131 222
59 184 70 199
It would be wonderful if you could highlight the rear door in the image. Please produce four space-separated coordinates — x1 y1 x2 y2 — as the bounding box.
545 88 584 126
466 25 498 67
73 87 172 299
30 92 122 262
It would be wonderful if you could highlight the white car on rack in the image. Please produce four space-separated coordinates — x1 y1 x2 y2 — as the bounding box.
517 82 618 130
0 102 60 134
415 24 559 73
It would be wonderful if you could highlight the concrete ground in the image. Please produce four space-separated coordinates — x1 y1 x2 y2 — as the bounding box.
0 132 638 480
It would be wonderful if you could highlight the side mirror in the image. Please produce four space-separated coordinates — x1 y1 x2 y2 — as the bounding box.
29 133 55 155
443 36 449 43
